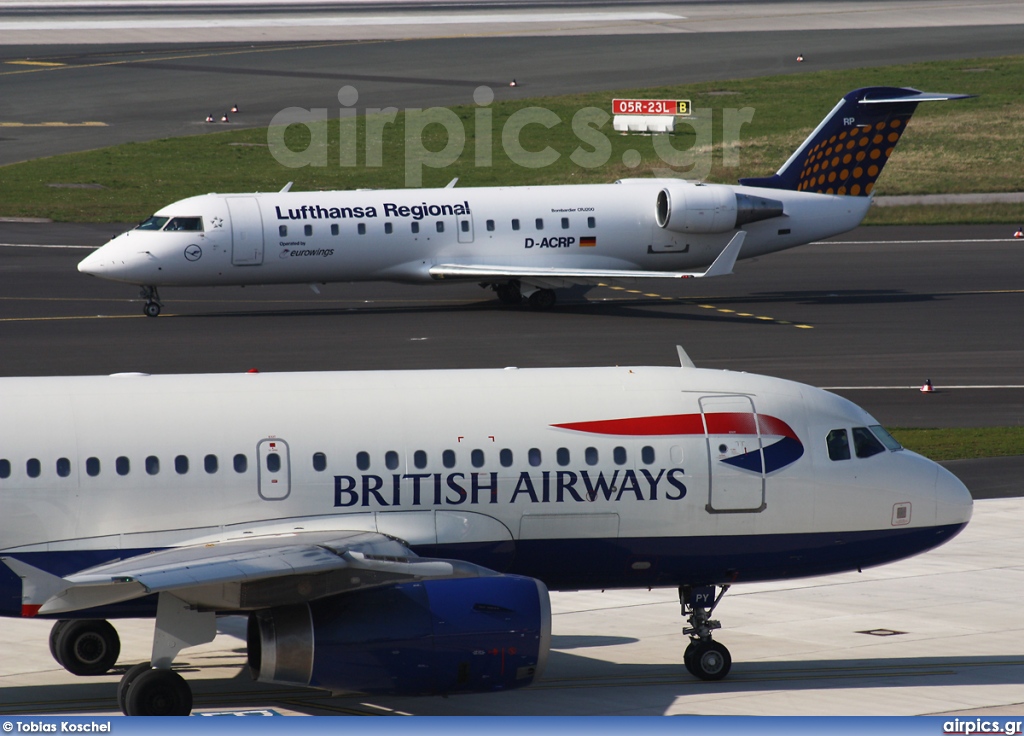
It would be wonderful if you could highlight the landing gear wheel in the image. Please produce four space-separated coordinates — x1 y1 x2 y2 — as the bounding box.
688 640 731 681
144 301 161 318
54 619 121 676
683 641 699 677
123 667 193 716
527 288 556 310
48 620 71 665
495 281 523 305
117 662 153 715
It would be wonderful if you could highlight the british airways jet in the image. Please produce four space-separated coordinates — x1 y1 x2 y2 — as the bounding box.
78 86 968 316
0 353 971 714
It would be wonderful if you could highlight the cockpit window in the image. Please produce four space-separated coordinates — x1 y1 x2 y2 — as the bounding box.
826 428 850 461
852 427 885 458
870 425 903 452
136 216 169 231
164 217 204 232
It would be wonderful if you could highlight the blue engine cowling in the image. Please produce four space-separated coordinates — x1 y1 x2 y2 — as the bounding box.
247 575 551 695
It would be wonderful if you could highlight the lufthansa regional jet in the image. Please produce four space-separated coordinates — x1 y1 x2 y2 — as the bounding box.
0 353 971 714
78 86 968 316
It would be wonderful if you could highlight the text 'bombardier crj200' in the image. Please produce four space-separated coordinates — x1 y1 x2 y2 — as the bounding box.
78 87 968 316
0 353 971 714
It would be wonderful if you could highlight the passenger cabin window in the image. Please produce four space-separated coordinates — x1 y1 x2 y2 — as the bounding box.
279 225 288 237
86 457 100 477
486 220 495 232
27 459 41 478
136 216 169 231
56 458 71 478
175 455 189 474
164 217 203 232
613 446 627 465
413 450 427 469
585 447 598 466
266 454 280 472
500 449 513 467
436 221 444 233
146 456 160 475
356 451 370 470
512 219 520 231
233 454 248 473
442 450 456 469
385 222 393 234
826 429 851 461
460 220 470 233
313 452 327 472
561 217 570 229
853 427 886 459
528 448 541 466
588 216 596 228
0 459 10 478
535 218 544 230
357 223 366 235
556 448 570 466
471 449 485 468
641 446 655 464
205 454 218 474
411 222 420 234
116 456 130 476
304 224 313 236
385 451 399 470
331 224 339 236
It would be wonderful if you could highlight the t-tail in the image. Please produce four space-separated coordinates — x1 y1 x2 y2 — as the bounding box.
739 87 971 196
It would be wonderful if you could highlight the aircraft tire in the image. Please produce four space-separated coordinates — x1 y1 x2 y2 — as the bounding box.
117 662 153 715
48 620 71 666
123 668 193 716
495 282 523 305
528 289 556 311
144 302 161 318
683 641 699 677
689 640 731 681
54 619 121 676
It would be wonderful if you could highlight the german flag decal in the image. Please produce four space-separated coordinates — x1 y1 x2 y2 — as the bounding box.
580 236 597 247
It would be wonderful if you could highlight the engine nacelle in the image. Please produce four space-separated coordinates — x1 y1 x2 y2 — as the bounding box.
656 184 784 233
248 575 551 696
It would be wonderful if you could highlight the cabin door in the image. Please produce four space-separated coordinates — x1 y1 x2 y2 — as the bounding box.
700 395 766 513
227 197 265 265
257 437 291 500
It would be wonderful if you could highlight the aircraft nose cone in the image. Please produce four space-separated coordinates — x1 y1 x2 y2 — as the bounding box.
935 464 973 527
77 249 102 275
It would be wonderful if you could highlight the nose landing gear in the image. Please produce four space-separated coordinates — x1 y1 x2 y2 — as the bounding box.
680 584 732 681
140 286 162 317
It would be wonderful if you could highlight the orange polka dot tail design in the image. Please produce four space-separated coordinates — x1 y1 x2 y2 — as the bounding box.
739 87 972 196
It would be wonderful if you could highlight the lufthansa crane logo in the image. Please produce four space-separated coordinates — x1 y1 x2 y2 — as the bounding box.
184 244 202 262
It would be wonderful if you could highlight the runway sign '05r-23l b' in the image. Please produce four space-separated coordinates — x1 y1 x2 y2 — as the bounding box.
77 86 969 316
0 352 972 714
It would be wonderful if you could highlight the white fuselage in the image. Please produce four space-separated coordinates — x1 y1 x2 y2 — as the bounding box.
0 365 970 615
77 180 870 288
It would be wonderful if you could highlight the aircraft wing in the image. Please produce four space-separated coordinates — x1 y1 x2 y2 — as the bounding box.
1 530 496 617
429 231 745 283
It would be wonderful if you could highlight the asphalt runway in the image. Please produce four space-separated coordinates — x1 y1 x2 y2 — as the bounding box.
3 24 1024 165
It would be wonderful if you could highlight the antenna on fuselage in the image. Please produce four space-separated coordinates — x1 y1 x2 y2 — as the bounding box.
676 345 696 369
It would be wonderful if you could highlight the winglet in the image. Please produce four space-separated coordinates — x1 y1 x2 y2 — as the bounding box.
0 557 69 617
694 231 745 278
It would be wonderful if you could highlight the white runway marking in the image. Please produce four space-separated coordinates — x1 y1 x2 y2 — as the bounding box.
814 238 1021 245
0 243 94 249
821 385 1024 390
0 12 683 32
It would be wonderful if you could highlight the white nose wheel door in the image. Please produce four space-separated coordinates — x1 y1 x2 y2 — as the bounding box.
257 438 290 500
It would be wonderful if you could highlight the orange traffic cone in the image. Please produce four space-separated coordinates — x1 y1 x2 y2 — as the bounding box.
796 54 804 62
205 113 214 123
1014 226 1023 239
509 79 518 87
220 114 230 122
231 104 240 113
920 379 935 393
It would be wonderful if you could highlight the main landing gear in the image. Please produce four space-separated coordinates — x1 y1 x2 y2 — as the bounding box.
680 584 732 681
489 281 558 310
48 619 121 676
140 285 162 317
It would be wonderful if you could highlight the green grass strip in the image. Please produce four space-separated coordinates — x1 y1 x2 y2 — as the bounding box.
889 426 1024 461
2 54 1023 222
